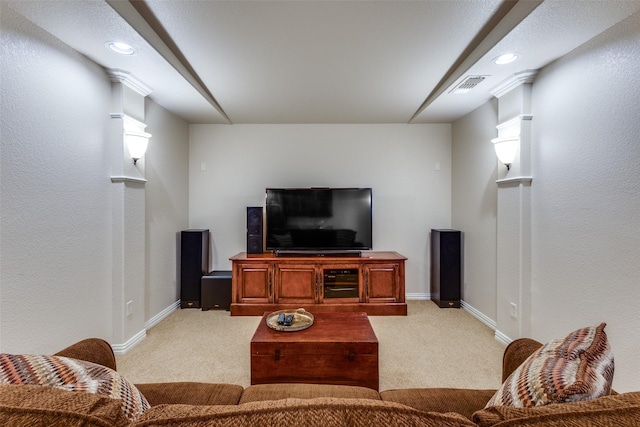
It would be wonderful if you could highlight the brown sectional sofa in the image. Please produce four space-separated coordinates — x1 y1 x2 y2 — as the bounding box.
1 337 639 426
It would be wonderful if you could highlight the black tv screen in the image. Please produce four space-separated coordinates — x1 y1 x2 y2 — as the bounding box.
265 188 372 251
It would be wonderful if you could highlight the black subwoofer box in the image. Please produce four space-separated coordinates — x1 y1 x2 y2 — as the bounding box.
430 229 461 308
180 229 209 309
201 271 232 311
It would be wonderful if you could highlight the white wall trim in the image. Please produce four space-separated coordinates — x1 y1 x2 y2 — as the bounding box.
406 293 430 300
112 298 503 353
145 300 180 330
496 176 533 185
111 301 179 355
111 329 146 355
111 175 148 184
490 70 538 98
496 114 533 130
494 329 513 346
405 292 431 301
106 69 153 97
461 300 497 331
110 113 147 128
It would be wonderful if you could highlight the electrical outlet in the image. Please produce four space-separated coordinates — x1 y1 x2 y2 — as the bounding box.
510 302 518 319
126 300 133 316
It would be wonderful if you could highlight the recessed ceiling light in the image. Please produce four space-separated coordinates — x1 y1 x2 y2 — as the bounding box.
106 41 136 56
493 53 519 65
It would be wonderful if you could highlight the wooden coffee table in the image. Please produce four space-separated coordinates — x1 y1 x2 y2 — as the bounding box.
250 311 379 390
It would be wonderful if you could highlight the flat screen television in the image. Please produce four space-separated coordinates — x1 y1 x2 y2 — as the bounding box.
265 188 372 253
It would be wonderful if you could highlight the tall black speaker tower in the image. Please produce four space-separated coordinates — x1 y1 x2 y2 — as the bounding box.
180 229 209 308
430 229 461 308
246 207 263 254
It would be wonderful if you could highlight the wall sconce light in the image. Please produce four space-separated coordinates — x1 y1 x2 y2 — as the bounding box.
491 136 519 170
125 131 151 164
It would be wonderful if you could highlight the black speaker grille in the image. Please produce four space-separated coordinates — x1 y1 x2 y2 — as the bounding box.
430 229 461 307
180 229 209 308
246 207 263 254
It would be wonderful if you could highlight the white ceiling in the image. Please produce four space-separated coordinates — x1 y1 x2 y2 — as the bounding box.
7 0 640 124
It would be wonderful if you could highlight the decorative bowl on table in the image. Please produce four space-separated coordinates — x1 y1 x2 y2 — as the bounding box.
266 308 314 332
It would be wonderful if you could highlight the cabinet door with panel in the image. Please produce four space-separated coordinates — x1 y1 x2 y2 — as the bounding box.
235 263 273 304
274 264 319 304
363 264 401 303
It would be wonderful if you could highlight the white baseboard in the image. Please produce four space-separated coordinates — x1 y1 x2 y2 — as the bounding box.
461 300 496 331
406 293 430 300
146 300 180 330
408 296 506 346
460 301 513 346
112 298 512 353
111 300 180 355
494 329 512 346
111 329 146 355
408 296 506 344
407 295 499 333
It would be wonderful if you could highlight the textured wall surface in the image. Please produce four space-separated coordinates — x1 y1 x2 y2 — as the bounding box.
0 5 113 353
0 4 190 352
530 10 640 392
451 100 499 324
188 124 452 296
449 8 640 392
144 100 189 320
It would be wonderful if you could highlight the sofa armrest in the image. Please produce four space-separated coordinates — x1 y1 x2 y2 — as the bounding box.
135 382 244 406
501 338 543 382
54 338 117 371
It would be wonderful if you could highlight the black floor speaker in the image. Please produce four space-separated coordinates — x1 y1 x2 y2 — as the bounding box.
430 229 461 308
246 206 263 254
201 271 232 311
180 229 209 308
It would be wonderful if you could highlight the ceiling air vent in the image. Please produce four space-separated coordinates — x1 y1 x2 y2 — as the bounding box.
449 75 488 95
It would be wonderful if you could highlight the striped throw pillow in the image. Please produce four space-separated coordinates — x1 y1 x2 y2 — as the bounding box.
0 353 150 421
486 323 614 408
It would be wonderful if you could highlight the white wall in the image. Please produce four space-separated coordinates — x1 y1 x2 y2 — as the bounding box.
189 124 452 296
144 100 190 323
530 10 640 392
0 4 191 352
0 4 113 352
452 9 640 392
451 100 499 324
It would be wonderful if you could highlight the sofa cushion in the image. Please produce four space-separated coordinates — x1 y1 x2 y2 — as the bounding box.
136 382 244 406
0 384 130 427
473 391 640 427
240 383 380 404
381 387 497 420
0 353 149 421
485 323 613 408
134 397 478 426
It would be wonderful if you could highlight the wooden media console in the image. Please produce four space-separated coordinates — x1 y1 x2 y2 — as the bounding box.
230 251 407 316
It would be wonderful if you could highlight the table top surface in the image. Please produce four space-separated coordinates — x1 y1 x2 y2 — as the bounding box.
231 251 406 261
251 311 378 344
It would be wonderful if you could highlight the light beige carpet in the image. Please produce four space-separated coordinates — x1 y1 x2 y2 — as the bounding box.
116 300 505 391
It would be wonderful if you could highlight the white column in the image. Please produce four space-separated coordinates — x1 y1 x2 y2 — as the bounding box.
491 71 535 343
107 70 152 351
